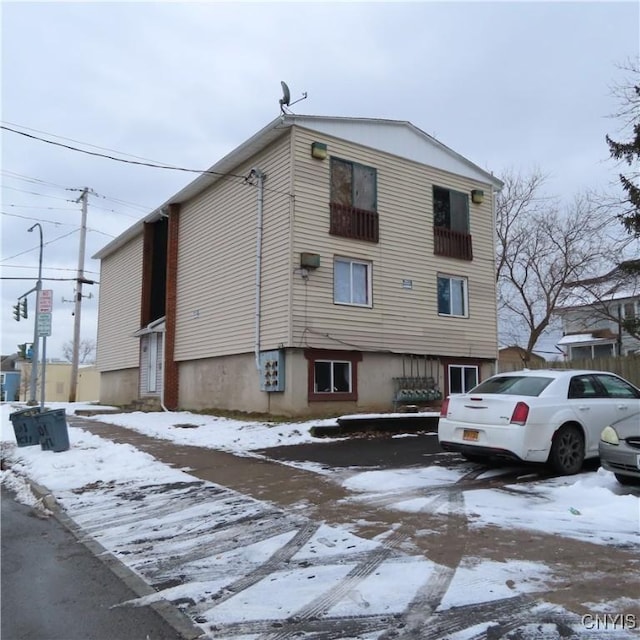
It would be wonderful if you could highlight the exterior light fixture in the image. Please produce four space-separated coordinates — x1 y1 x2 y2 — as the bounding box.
300 252 320 269
311 142 328 160
471 189 485 204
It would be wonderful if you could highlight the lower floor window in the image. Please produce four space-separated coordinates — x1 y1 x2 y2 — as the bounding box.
448 364 478 394
314 360 351 393
570 343 616 359
304 349 362 402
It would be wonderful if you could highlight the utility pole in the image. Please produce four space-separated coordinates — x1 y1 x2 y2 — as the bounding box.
27 223 43 406
68 187 89 402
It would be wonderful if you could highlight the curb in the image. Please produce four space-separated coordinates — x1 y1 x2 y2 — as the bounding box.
27 479 208 640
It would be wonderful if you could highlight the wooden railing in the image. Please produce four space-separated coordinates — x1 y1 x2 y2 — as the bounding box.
433 226 473 260
330 203 379 243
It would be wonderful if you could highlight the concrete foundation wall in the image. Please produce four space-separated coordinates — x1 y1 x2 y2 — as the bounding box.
99 369 139 407
99 351 496 417
178 350 452 417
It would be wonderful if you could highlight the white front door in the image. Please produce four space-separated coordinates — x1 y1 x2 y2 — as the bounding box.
147 333 158 393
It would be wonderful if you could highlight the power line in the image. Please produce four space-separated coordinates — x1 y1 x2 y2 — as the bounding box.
91 191 151 213
2 124 247 180
1 170 71 191
3 204 73 210
88 204 140 219
1 211 75 225
1 276 99 282
1 185 74 202
2 121 180 165
2 264 99 275
0 228 79 263
3 123 296 200
3 170 152 213
87 227 117 238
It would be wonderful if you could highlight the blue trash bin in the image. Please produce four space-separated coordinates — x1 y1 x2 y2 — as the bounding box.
35 409 70 452
9 407 41 447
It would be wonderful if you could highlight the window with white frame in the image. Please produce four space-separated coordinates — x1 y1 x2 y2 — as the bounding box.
314 360 352 394
305 349 362 402
334 257 372 306
437 274 468 317
448 365 478 394
570 343 616 360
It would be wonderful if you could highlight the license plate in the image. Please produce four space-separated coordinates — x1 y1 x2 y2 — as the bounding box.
463 429 479 442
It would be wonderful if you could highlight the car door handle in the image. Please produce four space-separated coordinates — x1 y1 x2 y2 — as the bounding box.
617 405 629 410
578 406 590 411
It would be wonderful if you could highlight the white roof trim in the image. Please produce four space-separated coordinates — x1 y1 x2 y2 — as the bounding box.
557 334 616 346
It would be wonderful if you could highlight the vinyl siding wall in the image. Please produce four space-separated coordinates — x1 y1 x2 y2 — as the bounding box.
174 134 292 361
96 235 144 371
290 126 498 358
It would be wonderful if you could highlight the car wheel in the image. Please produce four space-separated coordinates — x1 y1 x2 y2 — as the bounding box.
549 425 584 475
614 473 640 486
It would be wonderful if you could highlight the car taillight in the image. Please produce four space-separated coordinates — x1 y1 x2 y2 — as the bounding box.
510 402 529 425
440 398 450 417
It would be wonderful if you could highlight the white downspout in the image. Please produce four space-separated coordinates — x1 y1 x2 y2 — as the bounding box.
252 168 265 372
492 184 499 376
160 328 169 412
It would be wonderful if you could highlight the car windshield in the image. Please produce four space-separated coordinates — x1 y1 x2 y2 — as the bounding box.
470 376 554 397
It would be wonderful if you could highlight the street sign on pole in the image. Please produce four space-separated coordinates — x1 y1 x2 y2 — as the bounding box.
39 289 53 313
37 313 52 337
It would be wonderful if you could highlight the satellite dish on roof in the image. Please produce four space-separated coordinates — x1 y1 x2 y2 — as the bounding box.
278 80 307 114
280 81 291 110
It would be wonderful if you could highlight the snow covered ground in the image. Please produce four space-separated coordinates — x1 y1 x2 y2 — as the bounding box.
1 402 639 639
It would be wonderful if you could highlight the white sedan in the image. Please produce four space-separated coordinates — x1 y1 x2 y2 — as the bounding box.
437 369 640 475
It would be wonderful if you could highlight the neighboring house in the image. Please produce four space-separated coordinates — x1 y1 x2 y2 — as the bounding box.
556 261 640 359
15 362 100 403
1 354 21 402
498 346 546 371
94 114 504 416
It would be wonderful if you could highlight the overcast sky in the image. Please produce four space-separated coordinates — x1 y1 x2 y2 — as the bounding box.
1 1 638 360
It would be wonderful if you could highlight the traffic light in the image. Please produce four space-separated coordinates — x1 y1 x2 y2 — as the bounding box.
12 302 21 322
20 298 27 319
17 343 27 359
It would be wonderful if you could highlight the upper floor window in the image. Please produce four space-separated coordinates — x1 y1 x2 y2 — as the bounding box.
334 257 372 307
433 186 472 260
438 274 468 317
330 158 378 242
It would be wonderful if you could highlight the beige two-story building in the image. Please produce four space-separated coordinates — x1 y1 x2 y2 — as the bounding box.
94 115 503 416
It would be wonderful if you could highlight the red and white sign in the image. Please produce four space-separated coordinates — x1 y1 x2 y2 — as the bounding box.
39 289 53 313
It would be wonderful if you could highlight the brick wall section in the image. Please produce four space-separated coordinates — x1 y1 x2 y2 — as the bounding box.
164 203 180 409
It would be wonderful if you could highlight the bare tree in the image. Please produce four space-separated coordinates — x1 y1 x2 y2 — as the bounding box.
496 170 623 359
61 339 96 364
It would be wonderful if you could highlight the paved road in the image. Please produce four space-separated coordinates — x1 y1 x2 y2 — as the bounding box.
1 488 188 640
255 430 447 468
